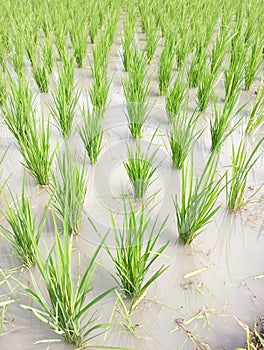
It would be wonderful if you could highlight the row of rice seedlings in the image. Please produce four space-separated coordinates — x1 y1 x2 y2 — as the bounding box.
174 154 224 245
169 105 202 169
124 141 157 199
0 176 48 268
121 1 137 72
245 84 264 135
51 56 80 138
123 47 150 138
21 218 114 347
105 201 169 309
51 147 87 234
226 138 264 211
210 92 244 152
158 32 175 96
77 101 103 165
166 71 186 123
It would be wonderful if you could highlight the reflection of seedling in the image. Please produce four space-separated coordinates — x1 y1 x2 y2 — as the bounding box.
226 138 264 211
124 141 158 199
106 201 169 309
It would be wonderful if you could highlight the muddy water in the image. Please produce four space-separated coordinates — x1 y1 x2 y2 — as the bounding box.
0 16 264 350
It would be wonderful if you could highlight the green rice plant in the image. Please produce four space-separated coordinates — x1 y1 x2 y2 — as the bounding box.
0 176 48 268
124 141 157 199
51 147 87 234
145 15 159 64
210 93 244 152
32 64 49 93
42 34 53 74
197 68 217 112
88 9 100 44
188 43 207 88
169 106 202 169
123 49 150 138
105 201 169 307
20 218 114 346
174 154 224 245
54 25 67 64
121 24 135 72
24 30 37 67
158 38 175 96
246 84 264 135
210 32 230 77
175 32 191 70
78 104 103 165
12 36 24 78
244 38 262 90
50 58 80 138
2 78 33 143
166 72 187 123
18 113 55 186
0 69 7 106
69 20 89 68
89 69 111 112
226 138 264 211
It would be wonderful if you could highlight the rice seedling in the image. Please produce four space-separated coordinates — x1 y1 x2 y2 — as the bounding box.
235 316 264 350
12 36 24 78
51 147 87 234
32 64 49 93
244 38 262 91
245 84 264 135
144 15 159 64
89 68 111 112
18 113 55 186
88 9 100 44
0 69 7 106
50 57 80 138
69 19 89 68
0 176 48 268
174 154 224 245
42 34 53 74
210 93 244 152
175 32 191 70
124 141 157 199
78 103 103 165
188 43 207 88
197 68 217 112
2 78 33 144
166 72 187 123
105 201 169 308
123 48 150 138
169 106 202 169
158 37 175 96
226 138 264 211
54 23 67 64
210 31 230 77
20 218 115 347
121 23 135 72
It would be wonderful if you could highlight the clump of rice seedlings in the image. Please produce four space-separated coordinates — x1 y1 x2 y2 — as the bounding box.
245 84 264 135
88 8 100 44
124 141 157 199
0 176 48 268
244 38 262 91
78 103 103 165
144 14 159 64
188 43 207 88
19 113 55 186
69 19 89 68
106 201 169 307
226 138 264 211
166 72 187 123
210 93 244 152
169 106 202 169
123 48 150 138
12 35 24 78
175 32 191 70
174 154 224 245
53 20 67 63
2 78 33 143
32 64 49 93
197 68 217 112
158 37 175 96
24 28 37 67
51 147 87 234
121 0 136 72
210 31 230 77
21 218 114 347
50 57 80 138
42 34 53 74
